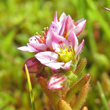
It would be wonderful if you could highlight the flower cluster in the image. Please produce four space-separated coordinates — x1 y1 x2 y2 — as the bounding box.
18 12 86 72
18 12 90 110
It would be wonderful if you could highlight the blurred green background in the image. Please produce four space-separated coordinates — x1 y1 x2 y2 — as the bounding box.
0 0 110 110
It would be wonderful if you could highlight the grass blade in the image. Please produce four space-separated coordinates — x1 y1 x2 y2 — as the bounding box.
97 81 109 110
25 64 36 110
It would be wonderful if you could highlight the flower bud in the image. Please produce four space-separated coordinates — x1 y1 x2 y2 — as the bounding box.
22 57 43 73
48 74 67 90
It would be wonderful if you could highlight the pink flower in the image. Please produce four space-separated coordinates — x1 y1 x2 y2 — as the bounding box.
48 74 67 90
18 29 49 53
49 12 86 36
18 12 85 71
35 30 84 70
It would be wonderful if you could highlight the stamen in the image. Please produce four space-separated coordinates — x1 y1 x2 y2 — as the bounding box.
75 22 78 26
58 41 64 49
68 49 70 52
44 27 48 35
52 49 55 52
59 41 64 44
68 40 71 42
34 35 43 43
42 31 46 39
69 44 74 53
42 31 46 43
64 45 68 50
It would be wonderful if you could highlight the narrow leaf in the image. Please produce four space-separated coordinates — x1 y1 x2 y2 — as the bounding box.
66 73 90 102
72 80 90 110
25 64 32 92
58 99 72 110
97 81 109 110
1 29 16 51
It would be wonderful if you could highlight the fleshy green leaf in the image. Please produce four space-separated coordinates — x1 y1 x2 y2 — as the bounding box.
74 58 87 75
72 81 90 110
66 73 90 102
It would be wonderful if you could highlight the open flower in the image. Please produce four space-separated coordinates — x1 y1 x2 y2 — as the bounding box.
18 28 48 53
49 12 86 36
35 30 84 70
18 12 85 71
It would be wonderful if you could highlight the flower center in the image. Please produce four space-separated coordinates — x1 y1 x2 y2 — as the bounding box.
57 45 75 63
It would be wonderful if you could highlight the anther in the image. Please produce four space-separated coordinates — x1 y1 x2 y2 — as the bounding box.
59 41 64 44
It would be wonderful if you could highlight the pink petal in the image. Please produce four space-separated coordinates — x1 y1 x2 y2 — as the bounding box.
35 51 65 70
45 62 65 70
46 30 53 50
53 11 58 23
51 31 68 51
28 43 47 51
48 74 66 90
74 18 85 25
35 51 58 64
67 31 78 51
75 39 84 58
29 36 39 43
58 19 66 36
17 45 38 52
17 46 31 52
62 60 72 69
18 35 47 52
74 20 86 36
48 22 59 33
59 12 66 23
22 57 43 73
63 15 74 38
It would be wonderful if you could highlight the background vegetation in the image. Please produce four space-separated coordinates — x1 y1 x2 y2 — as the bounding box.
0 0 110 110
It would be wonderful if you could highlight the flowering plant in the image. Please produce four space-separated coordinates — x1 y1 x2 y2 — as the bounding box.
18 12 90 110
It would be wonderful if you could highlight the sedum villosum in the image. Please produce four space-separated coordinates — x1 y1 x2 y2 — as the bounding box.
18 12 90 110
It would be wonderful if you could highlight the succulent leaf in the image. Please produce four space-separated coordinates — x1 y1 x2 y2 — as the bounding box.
66 73 90 102
72 80 90 110
74 58 87 75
